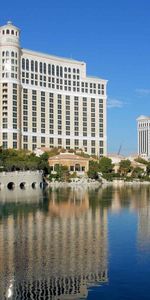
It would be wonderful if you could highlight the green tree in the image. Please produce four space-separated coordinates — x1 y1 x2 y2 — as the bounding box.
146 162 150 176
132 167 144 178
134 157 148 165
87 160 100 180
99 157 114 174
53 165 69 181
119 159 132 176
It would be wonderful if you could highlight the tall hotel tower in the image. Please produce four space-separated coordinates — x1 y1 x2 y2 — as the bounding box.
137 115 150 160
0 21 107 156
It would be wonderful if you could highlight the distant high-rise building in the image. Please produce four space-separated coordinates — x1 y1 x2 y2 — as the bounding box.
137 115 150 160
0 21 107 156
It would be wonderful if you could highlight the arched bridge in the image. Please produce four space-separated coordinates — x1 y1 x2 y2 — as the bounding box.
0 170 43 190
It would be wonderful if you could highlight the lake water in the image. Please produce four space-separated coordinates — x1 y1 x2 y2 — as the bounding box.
0 185 150 300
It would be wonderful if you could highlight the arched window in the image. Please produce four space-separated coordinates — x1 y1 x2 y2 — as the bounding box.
22 58 25 70
48 64 51 75
40 62 43 73
64 67 67 72
31 60 34 72
26 59 29 71
56 66 59 77
2 51 5 57
44 63 46 74
11 30 14 35
11 51 14 57
35 61 38 72
6 29 9 34
68 67 71 72
52 65 55 76
6 51 9 57
60 66 63 77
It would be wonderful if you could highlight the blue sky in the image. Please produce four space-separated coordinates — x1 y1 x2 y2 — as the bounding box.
1 0 150 155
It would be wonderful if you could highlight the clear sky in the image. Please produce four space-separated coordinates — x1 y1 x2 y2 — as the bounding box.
1 0 150 155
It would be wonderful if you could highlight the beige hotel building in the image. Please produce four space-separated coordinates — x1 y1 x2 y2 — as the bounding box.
137 115 150 160
0 21 107 156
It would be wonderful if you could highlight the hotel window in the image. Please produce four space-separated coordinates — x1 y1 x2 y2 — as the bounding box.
31 60 34 72
57 95 62 135
32 136 37 143
44 63 46 74
91 148 96 155
32 144 37 150
23 136 28 142
83 140 87 146
41 92 45 133
2 133 7 140
75 139 79 146
58 138 62 145
13 133 17 140
91 98 95 137
3 141 8 149
35 61 38 72
60 66 63 77
52 65 55 76
13 142 17 149
23 144 28 150
49 136 54 145
26 59 29 71
83 98 87 137
56 66 59 77
99 148 104 156
48 64 51 75
49 94 54 134
41 137 45 144
66 139 70 145
23 89 28 131
13 86 18 129
40 62 43 73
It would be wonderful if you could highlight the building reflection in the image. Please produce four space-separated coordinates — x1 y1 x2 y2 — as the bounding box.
0 187 108 299
104 185 150 250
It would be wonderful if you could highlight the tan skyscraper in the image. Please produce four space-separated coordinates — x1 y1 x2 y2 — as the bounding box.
137 115 150 160
0 21 107 156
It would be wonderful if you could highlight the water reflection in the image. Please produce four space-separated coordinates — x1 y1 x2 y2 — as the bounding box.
0 185 150 299
0 187 108 299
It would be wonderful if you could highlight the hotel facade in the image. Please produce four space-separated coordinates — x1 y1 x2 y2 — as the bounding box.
0 22 107 156
137 115 150 160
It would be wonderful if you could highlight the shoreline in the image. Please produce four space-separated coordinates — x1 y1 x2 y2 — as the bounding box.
46 179 150 189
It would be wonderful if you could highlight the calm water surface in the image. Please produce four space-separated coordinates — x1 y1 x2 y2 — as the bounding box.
0 185 150 299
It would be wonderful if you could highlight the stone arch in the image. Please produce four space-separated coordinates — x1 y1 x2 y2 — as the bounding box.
20 182 26 189
31 182 37 189
40 182 43 189
7 182 15 190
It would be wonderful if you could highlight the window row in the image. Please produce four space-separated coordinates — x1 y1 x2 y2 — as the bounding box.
22 58 80 76
1 29 19 36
